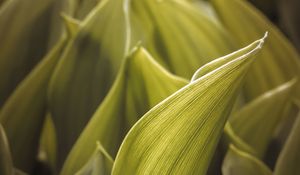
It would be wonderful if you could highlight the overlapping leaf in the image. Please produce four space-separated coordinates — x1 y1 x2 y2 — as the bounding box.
274 113 300 175
0 124 13 175
61 47 187 175
75 142 113 175
39 114 57 171
228 79 296 158
0 38 67 172
0 0 56 106
130 0 235 78
112 36 265 175
48 0 132 166
222 145 272 175
212 0 300 100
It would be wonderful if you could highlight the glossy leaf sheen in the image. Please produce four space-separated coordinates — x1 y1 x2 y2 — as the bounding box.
112 36 264 175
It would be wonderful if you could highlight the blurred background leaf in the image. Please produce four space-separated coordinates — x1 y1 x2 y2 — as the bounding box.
61 47 187 175
48 0 132 168
274 112 300 175
0 38 67 173
212 0 300 101
222 144 272 175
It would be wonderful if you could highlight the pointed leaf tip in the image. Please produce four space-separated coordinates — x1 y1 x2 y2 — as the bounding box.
191 33 267 82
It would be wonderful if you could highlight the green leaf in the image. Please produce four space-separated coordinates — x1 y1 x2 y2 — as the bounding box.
228 79 297 158
39 113 57 171
274 112 300 175
222 144 272 175
0 124 13 175
130 0 235 78
48 0 132 167
0 0 55 106
71 0 101 20
112 36 265 175
0 38 67 172
75 142 113 175
224 123 256 156
212 0 300 100
61 47 187 175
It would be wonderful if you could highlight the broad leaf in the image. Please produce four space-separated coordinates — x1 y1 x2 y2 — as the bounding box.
130 0 235 78
0 0 55 105
0 124 13 175
75 142 113 175
274 113 300 175
61 47 187 175
212 0 300 100
228 79 297 158
48 0 132 167
112 36 265 175
222 144 272 175
0 38 67 172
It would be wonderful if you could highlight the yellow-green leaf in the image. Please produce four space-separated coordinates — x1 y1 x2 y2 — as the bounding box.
112 36 265 175
274 113 300 175
212 0 300 100
75 142 113 175
0 38 67 172
222 144 272 175
39 113 57 171
48 0 132 166
130 0 235 78
61 47 187 175
229 79 297 158
0 124 13 175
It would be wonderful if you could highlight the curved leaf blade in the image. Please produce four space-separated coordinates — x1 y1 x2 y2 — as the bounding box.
0 124 13 175
48 0 132 166
61 47 187 175
75 142 113 175
274 112 300 175
222 144 272 175
0 38 67 172
112 36 265 175
212 0 300 100
229 79 297 158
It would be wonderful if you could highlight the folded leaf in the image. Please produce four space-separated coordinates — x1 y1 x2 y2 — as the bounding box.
130 0 235 78
224 123 256 156
48 0 132 167
0 124 13 175
212 0 300 100
75 142 113 175
61 47 187 175
112 36 265 175
228 79 296 158
274 113 300 175
0 38 67 172
222 144 272 175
